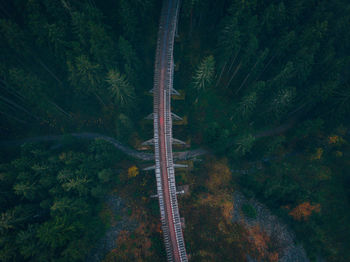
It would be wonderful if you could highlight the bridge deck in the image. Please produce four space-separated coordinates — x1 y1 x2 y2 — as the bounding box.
153 0 188 261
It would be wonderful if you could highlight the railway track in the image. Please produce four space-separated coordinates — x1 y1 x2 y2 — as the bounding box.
151 0 188 261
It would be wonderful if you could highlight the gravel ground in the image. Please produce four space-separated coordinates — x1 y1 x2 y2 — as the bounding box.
85 194 137 262
232 191 309 262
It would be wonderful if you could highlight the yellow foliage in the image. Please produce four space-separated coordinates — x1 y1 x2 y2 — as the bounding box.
127 166 139 178
206 159 232 192
335 151 343 157
59 152 67 161
288 202 321 221
198 192 233 224
311 148 323 160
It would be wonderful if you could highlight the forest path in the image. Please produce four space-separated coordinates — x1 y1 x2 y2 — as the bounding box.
0 132 207 161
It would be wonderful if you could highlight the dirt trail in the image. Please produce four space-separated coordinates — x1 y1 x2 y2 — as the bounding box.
0 132 207 161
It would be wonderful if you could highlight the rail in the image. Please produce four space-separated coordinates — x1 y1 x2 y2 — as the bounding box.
152 0 188 261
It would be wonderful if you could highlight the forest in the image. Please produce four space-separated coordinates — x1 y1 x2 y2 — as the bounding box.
0 0 349 261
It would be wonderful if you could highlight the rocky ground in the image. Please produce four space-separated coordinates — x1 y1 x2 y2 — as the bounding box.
86 179 317 262
85 194 137 262
232 191 309 262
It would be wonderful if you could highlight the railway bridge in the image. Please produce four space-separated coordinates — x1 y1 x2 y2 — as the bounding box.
143 0 188 261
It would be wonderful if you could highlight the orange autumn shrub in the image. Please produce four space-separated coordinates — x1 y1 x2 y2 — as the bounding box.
328 135 339 144
288 202 321 221
198 192 233 223
221 200 234 221
246 225 279 262
268 252 279 262
328 135 345 145
205 159 232 192
103 206 160 262
248 225 269 255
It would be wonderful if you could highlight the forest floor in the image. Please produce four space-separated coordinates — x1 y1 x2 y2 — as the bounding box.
86 193 137 262
232 191 310 262
94 191 312 262
89 155 315 262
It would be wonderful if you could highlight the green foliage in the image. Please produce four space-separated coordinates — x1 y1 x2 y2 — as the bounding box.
236 92 257 119
1 0 350 261
193 55 215 91
181 1 350 260
98 169 114 183
239 129 350 261
68 55 101 92
0 140 122 261
235 134 255 156
16 224 38 259
106 69 135 106
0 0 153 138
241 203 257 219
13 182 38 200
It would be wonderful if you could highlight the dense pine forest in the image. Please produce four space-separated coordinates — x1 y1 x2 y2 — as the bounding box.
0 0 349 261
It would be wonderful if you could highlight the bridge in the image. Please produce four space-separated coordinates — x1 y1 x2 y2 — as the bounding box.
143 0 188 261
